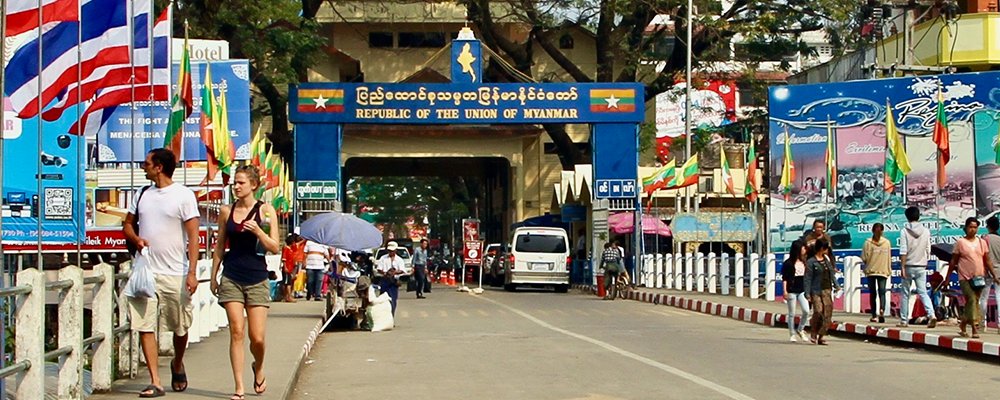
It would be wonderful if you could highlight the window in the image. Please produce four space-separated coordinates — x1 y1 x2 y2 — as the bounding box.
398 32 446 48
368 32 393 48
817 45 833 57
515 234 567 253
558 34 574 49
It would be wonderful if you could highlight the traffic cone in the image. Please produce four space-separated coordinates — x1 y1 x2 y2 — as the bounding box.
448 270 456 286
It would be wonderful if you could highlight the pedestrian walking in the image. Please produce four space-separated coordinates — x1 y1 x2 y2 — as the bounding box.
210 165 280 399
805 238 839 345
600 242 622 300
280 234 305 303
377 241 406 315
898 206 937 328
122 148 200 397
862 223 891 323
979 216 1000 331
303 239 330 301
781 240 810 342
939 217 998 338
412 239 429 298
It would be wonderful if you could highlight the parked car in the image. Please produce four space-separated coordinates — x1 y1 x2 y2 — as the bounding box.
504 227 570 293
484 243 506 286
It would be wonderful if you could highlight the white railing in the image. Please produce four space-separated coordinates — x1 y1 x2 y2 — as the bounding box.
2 254 252 399
637 252 871 312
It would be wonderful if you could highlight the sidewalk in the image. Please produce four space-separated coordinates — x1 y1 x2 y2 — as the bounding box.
574 284 1000 359
89 301 326 399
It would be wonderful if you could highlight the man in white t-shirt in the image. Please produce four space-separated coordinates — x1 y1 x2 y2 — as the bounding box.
303 240 330 300
122 148 201 397
377 241 406 316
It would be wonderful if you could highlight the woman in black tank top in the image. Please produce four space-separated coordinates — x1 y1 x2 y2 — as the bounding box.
210 166 280 399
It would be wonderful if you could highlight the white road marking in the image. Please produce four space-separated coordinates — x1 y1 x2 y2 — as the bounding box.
419 311 429 318
400 311 410 319
439 310 449 318
477 309 489 316
648 309 688 318
458 310 470 317
477 296 757 400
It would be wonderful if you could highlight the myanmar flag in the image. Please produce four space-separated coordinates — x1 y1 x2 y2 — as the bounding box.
779 128 795 201
884 100 911 193
668 154 699 189
642 160 676 195
932 89 950 188
214 86 235 184
744 138 759 202
199 65 220 184
589 89 636 113
164 33 193 158
298 89 344 113
720 145 736 195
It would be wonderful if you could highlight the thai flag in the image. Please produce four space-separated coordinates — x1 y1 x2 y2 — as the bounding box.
70 8 169 136
5 0 79 37
41 0 152 121
3 0 130 119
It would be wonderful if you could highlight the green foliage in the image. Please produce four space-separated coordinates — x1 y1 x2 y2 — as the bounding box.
347 177 479 241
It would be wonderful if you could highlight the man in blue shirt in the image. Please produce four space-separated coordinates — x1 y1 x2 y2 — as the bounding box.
413 239 429 298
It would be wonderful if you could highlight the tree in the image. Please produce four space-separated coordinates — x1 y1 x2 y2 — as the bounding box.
168 0 325 162
347 176 481 243
459 0 861 169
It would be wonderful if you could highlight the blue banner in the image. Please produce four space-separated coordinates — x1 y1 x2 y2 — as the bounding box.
2 99 85 244
97 60 252 162
294 124 341 196
289 83 645 124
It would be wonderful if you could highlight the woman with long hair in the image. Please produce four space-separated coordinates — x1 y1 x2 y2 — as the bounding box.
781 240 810 342
862 223 891 323
210 165 280 400
940 217 998 338
804 238 839 345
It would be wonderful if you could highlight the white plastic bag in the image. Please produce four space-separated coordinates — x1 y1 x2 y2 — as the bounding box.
124 249 157 298
369 293 394 332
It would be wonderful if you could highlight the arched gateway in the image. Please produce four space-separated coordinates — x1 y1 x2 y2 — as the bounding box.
288 30 644 266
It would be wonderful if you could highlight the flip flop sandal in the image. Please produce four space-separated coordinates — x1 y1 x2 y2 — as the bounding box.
252 361 266 394
171 361 188 392
138 385 165 398
230 394 246 400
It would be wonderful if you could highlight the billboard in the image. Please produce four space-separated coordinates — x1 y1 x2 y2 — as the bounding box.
767 72 999 254
96 59 252 162
2 98 85 244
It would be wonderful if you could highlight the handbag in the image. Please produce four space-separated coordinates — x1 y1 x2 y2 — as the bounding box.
971 275 987 290
406 277 417 292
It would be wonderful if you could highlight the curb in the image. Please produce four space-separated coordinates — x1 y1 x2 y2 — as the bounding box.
580 285 1000 359
281 317 326 400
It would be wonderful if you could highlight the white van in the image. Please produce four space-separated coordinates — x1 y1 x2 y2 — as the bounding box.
504 227 570 293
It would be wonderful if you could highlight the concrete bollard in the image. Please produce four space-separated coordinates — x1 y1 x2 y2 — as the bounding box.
749 253 760 299
696 253 706 292
91 263 114 392
735 253 745 297
664 254 674 290
707 253 718 294
684 253 695 291
844 256 863 313
654 254 663 289
720 253 730 296
765 254 776 301
642 255 653 287
117 261 137 378
59 265 85 399
16 268 45 400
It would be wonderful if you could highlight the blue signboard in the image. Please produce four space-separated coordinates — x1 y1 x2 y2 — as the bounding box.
97 60 252 162
768 72 1000 253
2 99 85 244
592 123 639 199
288 82 644 125
294 124 341 200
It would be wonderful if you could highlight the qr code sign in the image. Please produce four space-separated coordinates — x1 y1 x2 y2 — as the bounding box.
45 187 73 220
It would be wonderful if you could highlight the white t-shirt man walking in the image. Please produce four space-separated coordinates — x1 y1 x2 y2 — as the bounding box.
123 148 201 397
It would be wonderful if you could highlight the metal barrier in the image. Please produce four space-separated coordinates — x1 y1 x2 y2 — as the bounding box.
1 257 239 399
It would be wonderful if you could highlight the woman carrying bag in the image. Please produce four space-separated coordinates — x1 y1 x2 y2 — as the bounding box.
210 166 281 400
939 217 999 338
861 223 891 323
805 239 839 345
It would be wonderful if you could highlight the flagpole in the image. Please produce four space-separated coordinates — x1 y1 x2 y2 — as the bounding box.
1 0 8 276
181 20 188 187
75 0 86 266
36 0 44 268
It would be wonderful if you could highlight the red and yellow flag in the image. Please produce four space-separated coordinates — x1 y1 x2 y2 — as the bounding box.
932 88 950 188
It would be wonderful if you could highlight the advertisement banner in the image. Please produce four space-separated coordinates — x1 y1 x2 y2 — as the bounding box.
96 60 252 162
768 72 995 254
2 98 85 244
462 218 480 241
